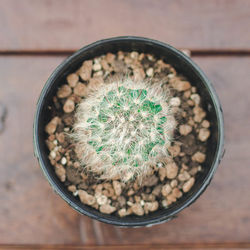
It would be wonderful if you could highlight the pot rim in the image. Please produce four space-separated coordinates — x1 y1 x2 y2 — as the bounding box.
33 36 224 227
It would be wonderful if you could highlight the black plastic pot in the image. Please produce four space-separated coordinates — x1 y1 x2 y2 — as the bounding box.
33 36 224 227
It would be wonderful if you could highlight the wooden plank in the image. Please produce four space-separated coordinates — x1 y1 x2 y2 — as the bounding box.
0 56 84 244
1 243 250 249
0 0 250 52
0 55 250 244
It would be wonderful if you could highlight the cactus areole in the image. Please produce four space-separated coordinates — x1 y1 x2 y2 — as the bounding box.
72 78 176 182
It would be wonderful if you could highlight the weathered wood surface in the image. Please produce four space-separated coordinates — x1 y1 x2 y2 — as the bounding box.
1 243 250 250
0 0 250 52
0 55 249 244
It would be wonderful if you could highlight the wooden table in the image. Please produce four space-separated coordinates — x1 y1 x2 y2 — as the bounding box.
0 0 250 249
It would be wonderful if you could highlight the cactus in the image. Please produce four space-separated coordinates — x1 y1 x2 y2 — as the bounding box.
72 78 176 182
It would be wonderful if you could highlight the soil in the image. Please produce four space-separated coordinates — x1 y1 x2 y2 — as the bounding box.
44 51 210 217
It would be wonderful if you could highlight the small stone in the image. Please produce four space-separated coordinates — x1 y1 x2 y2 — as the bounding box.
127 189 135 196
159 167 166 181
171 79 191 91
191 87 197 93
183 177 195 192
170 179 178 188
112 181 122 196
79 60 92 81
46 140 55 151
45 117 60 135
112 60 126 73
138 53 145 61
63 99 75 113
178 171 191 181
117 196 126 207
147 54 155 61
189 166 200 176
57 85 72 99
68 185 76 193
96 195 108 205
88 77 104 91
166 162 178 179
48 134 55 141
188 118 195 127
192 152 206 163
73 161 80 168
131 203 144 216
172 188 182 198
67 73 79 87
144 201 159 214
146 67 154 77
162 184 172 196
118 208 127 217
187 100 195 106
170 97 181 107
193 107 206 123
93 63 102 71
56 132 65 144
167 193 177 203
201 120 210 128
162 199 168 208
78 190 96 206
198 128 210 141
168 144 181 157
49 150 56 159
143 175 158 187
134 195 141 203
55 164 66 182
95 184 103 195
100 204 116 214
130 51 139 59
106 53 115 64
183 90 191 99
133 67 145 81
152 185 162 196
64 127 70 132
61 157 67 165
74 83 88 97
100 59 110 71
191 94 200 105
179 124 192 136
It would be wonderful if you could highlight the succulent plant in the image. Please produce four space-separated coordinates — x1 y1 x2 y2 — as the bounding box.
72 78 176 182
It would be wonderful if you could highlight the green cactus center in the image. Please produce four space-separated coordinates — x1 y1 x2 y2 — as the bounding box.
86 86 168 168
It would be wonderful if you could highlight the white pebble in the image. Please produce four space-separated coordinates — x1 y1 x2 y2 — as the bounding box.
191 94 200 105
93 63 102 71
146 67 154 77
61 157 67 165
198 128 210 141
50 151 56 159
96 195 108 205
73 190 79 196
53 139 58 145
170 97 181 107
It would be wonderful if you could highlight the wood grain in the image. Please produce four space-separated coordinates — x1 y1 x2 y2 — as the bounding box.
1 243 250 250
0 55 250 244
0 0 250 52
